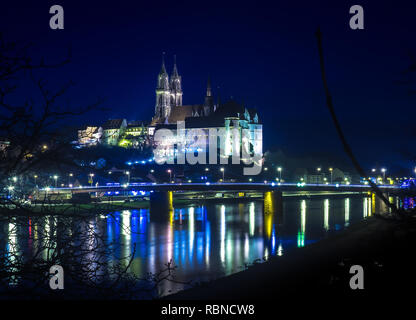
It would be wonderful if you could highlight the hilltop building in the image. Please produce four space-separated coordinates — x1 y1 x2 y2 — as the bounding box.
101 119 127 146
118 121 150 149
76 56 263 164
150 57 262 164
78 126 103 146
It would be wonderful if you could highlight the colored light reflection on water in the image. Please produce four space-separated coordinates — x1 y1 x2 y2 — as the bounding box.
1 195 408 297
101 196 378 295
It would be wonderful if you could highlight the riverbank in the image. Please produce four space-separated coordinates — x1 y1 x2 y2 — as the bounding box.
165 212 416 300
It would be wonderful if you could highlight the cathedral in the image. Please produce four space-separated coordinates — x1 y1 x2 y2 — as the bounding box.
151 56 216 125
150 56 263 165
77 55 263 165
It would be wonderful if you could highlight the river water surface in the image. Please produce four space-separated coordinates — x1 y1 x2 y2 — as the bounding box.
1 194 405 298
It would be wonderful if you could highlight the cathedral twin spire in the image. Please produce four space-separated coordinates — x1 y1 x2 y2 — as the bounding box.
154 54 214 121
170 55 182 105
157 54 169 90
155 54 183 120
157 54 182 93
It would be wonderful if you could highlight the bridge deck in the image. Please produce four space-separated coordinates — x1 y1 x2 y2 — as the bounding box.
42 182 401 194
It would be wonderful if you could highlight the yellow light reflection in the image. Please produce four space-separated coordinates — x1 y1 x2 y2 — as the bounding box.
263 192 274 240
371 193 375 215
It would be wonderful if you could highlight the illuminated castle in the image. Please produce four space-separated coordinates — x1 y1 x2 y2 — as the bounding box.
150 56 263 165
77 56 263 164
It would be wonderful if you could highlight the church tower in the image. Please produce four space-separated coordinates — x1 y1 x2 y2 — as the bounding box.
170 55 183 107
203 77 214 116
155 55 171 120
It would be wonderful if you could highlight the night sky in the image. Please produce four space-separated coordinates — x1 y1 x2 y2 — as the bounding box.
1 1 415 172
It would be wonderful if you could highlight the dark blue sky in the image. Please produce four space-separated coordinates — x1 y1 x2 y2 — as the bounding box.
1 0 415 172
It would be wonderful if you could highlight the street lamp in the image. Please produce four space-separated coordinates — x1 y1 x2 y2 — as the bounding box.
89 173 94 187
34 175 38 187
381 168 386 183
7 186 14 198
53 175 58 188
317 168 321 184
167 169 172 182
220 167 225 181
371 168 376 173
329 167 333 184
277 167 282 182
125 171 130 184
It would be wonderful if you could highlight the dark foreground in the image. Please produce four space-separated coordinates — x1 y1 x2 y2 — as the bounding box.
166 213 416 300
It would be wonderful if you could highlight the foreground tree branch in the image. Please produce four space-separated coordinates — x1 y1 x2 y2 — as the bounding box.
315 28 398 216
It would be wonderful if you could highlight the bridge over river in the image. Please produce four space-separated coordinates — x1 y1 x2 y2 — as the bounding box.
43 182 401 194
37 182 403 217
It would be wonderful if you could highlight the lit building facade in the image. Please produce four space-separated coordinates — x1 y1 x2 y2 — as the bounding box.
102 119 127 146
76 56 263 164
78 126 103 146
150 57 262 165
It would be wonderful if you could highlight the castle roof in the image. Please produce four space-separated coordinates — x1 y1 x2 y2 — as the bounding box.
127 120 149 127
153 100 261 128
167 105 203 123
102 119 126 130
